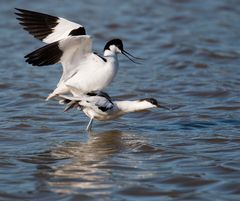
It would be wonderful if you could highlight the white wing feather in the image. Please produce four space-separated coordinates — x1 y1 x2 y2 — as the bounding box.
43 18 83 43
57 35 93 85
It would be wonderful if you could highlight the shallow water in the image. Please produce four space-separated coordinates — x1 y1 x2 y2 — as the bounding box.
1 0 240 200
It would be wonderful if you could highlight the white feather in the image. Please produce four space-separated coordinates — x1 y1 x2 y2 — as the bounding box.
57 35 93 84
43 18 83 43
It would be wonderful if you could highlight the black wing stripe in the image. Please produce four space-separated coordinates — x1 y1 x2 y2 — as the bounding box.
98 106 110 112
15 8 58 41
24 42 63 66
68 27 86 36
93 52 107 62
87 91 113 104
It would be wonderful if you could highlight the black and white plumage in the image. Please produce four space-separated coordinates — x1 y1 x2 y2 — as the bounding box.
15 8 140 100
15 8 86 43
58 91 169 131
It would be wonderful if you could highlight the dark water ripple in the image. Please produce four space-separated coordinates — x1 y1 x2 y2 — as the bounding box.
1 0 240 201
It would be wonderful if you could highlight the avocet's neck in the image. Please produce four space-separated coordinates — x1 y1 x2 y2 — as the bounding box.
114 100 156 115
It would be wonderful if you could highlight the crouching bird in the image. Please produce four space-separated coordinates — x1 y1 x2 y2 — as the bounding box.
58 91 170 131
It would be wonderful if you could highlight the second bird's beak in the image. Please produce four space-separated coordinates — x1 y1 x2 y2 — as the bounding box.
157 103 172 110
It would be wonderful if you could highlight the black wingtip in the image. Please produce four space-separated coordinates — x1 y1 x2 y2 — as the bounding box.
15 8 59 42
14 8 29 15
15 8 22 11
14 8 22 16
24 42 63 67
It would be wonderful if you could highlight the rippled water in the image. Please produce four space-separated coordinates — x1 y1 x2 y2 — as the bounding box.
1 0 240 200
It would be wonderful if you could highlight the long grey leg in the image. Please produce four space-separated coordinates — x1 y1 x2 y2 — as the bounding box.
86 118 93 131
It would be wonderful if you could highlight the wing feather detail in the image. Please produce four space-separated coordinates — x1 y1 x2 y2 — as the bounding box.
24 35 92 69
15 8 86 43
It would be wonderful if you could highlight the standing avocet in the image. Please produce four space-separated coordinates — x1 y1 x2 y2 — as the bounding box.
58 91 170 131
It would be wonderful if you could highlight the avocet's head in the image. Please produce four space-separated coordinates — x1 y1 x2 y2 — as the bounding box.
140 98 170 110
104 39 141 64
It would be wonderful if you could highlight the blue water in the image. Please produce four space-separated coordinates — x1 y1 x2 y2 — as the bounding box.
0 0 240 200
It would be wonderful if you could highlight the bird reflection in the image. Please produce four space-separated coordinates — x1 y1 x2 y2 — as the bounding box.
32 130 149 195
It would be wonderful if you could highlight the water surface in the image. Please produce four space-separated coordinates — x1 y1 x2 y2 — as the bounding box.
0 0 240 200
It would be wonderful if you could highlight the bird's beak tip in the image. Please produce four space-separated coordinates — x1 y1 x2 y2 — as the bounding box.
122 50 142 65
157 104 171 110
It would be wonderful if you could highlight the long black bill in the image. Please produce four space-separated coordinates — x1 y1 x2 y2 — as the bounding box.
157 104 172 110
122 49 143 64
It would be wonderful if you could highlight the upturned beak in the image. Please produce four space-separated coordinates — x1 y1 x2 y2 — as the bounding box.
122 49 143 64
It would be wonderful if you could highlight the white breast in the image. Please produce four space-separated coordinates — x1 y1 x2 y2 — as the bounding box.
65 55 118 96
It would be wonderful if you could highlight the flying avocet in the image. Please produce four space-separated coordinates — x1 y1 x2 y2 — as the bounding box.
15 8 140 100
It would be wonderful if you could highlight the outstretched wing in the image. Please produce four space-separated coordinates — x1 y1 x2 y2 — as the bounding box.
15 8 86 43
25 35 93 85
25 35 92 64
